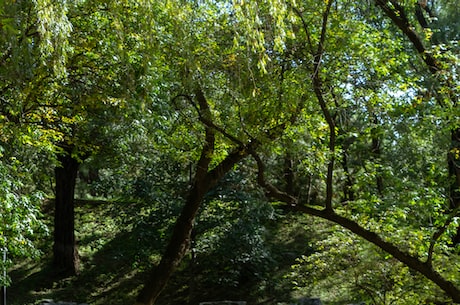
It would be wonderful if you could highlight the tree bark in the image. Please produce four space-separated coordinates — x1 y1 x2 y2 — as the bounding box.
135 89 252 305
449 128 460 244
53 148 80 275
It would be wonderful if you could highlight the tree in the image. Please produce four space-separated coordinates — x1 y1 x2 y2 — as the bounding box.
50 0 170 275
1 0 163 275
132 0 459 303
134 89 252 305
133 1 307 303
244 0 460 302
4 0 458 303
1 0 70 280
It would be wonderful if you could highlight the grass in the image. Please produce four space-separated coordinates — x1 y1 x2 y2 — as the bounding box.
8 200 161 305
7 199 312 305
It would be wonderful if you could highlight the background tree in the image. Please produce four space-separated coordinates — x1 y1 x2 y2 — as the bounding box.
243 0 460 302
1 0 164 275
1 0 70 282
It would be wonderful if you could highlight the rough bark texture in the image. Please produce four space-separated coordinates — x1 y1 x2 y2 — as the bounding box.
53 150 80 275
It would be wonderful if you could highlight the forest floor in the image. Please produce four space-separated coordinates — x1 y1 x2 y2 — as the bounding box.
7 199 309 305
8 200 151 305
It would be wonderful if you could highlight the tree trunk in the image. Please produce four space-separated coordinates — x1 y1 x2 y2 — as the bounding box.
134 148 248 305
53 149 80 275
371 115 384 195
135 181 208 305
135 88 251 305
284 154 295 196
449 128 460 244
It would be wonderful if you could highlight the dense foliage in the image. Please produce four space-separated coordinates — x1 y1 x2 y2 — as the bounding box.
1 0 459 304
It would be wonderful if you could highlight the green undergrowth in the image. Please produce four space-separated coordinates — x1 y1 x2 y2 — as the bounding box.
8 200 160 305
7 199 313 305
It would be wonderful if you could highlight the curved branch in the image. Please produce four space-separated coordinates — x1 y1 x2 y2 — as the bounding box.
427 205 460 265
291 205 460 303
194 88 215 181
173 92 247 147
251 151 298 206
253 151 460 302
374 0 438 73
290 4 314 53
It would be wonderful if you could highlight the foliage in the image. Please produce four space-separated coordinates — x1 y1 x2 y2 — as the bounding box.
230 0 460 302
8 196 305 305
2 0 460 303
0 144 49 286
193 170 275 288
290 224 451 305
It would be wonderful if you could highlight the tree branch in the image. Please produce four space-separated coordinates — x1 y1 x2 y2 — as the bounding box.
290 4 314 53
193 88 215 182
253 151 460 302
374 0 438 73
427 205 460 265
312 0 335 211
251 150 298 206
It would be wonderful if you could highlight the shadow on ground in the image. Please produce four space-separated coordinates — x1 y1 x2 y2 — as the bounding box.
8 200 308 305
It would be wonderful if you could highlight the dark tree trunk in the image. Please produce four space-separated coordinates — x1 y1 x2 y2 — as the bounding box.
371 116 384 195
134 147 249 305
449 128 460 245
135 89 251 305
135 181 208 305
53 150 80 275
340 150 355 202
284 154 295 196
